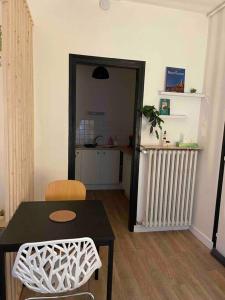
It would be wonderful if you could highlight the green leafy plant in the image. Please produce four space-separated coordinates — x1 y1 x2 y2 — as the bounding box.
141 105 164 139
190 88 197 93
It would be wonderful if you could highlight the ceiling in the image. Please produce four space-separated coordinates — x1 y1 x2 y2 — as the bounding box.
125 0 224 14
27 0 225 16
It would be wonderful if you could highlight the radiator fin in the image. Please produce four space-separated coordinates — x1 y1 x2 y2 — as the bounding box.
144 150 198 228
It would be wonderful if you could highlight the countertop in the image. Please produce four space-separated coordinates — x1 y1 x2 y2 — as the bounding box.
76 145 133 155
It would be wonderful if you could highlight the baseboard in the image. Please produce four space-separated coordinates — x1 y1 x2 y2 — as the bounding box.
134 225 189 232
133 224 214 249
190 225 213 249
211 248 225 266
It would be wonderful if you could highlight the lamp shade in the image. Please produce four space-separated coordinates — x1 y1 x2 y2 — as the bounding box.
92 66 109 79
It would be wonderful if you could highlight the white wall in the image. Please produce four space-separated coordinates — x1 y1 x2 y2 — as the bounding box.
142 96 202 145
27 0 208 200
76 64 136 145
191 10 225 248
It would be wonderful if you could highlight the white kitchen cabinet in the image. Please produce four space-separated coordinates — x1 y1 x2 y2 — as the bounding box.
80 150 100 185
100 150 120 184
122 153 132 199
75 149 120 187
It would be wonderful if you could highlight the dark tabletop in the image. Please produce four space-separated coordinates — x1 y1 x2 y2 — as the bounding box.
0 200 115 252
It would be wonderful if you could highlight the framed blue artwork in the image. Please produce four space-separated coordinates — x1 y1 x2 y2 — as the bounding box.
165 67 185 93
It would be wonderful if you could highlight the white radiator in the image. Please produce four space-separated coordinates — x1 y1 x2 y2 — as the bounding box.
144 150 198 229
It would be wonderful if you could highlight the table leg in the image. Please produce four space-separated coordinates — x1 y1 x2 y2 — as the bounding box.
95 245 100 280
107 240 114 300
0 250 6 300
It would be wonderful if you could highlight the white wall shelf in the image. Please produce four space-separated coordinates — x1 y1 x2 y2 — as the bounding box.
159 91 205 98
160 114 187 119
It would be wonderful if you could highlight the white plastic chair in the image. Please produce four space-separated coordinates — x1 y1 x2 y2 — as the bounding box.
12 238 102 300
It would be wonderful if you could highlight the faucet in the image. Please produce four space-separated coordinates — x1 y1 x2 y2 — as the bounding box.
93 135 104 145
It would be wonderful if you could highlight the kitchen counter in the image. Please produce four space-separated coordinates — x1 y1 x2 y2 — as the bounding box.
76 145 133 155
119 146 133 156
76 145 120 150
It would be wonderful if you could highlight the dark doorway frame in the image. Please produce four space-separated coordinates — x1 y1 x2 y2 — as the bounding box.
212 124 225 247
68 54 145 231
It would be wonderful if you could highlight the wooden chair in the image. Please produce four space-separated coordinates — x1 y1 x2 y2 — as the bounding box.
45 180 86 201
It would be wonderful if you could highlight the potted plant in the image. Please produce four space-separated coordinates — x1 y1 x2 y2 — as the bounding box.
141 105 164 139
190 88 197 93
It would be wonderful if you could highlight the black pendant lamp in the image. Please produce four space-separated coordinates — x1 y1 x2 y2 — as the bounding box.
92 66 109 79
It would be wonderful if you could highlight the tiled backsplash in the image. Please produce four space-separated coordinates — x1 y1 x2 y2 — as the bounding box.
76 114 131 146
76 119 95 145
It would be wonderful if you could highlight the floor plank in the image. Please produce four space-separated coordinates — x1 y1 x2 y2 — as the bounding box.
21 190 225 300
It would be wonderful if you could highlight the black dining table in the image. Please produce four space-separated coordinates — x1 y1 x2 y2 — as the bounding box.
0 200 115 300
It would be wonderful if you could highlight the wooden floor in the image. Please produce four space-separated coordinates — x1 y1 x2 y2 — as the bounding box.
21 190 225 300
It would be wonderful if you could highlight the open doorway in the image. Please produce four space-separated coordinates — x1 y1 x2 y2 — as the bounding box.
68 54 145 231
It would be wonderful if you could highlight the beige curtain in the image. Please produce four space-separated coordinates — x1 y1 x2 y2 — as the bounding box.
193 8 225 243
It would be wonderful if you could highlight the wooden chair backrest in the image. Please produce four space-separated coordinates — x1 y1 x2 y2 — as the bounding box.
45 180 86 201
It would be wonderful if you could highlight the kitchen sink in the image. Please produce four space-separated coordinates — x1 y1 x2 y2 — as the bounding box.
97 145 118 148
84 143 97 148
83 144 118 149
